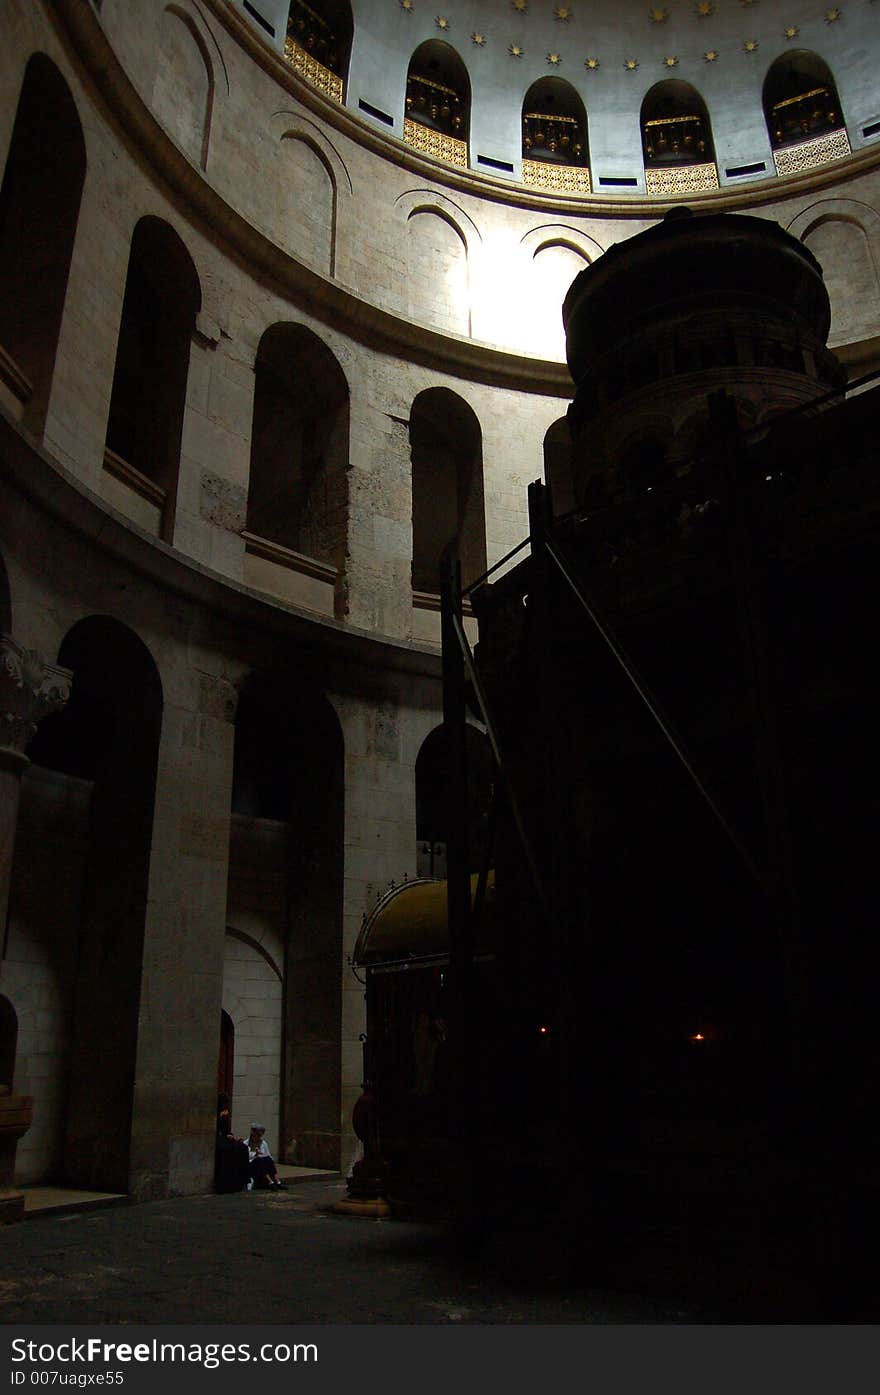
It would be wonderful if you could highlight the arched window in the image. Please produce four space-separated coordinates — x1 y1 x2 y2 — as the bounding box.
284 0 352 101
231 672 344 1170
21 617 162 1191
104 217 201 543
521 78 590 194
410 388 486 595
641 81 718 195
763 52 849 176
404 41 470 167
244 324 349 617
0 55 86 433
416 723 494 879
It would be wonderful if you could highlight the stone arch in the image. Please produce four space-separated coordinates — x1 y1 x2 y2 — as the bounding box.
271 115 352 276
415 722 494 879
405 38 471 147
105 216 202 543
0 54 86 435
787 201 880 344
230 671 344 1169
762 50 845 154
9 616 163 1190
396 190 478 338
523 235 592 362
410 387 486 593
521 76 590 170
640 79 716 177
153 4 216 169
245 321 350 617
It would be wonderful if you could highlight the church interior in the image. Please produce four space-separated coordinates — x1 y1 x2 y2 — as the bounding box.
0 0 878 1314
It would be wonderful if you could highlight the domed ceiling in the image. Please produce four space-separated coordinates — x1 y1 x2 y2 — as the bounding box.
240 0 878 193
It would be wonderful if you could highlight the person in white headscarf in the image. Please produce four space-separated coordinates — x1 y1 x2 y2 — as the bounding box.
246 1123 285 1190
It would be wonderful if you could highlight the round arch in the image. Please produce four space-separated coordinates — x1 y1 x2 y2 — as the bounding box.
409 387 485 593
762 50 844 152
405 39 471 145
640 80 715 171
522 76 589 169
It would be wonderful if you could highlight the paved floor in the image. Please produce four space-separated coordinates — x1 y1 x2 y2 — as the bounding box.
0 1176 855 1325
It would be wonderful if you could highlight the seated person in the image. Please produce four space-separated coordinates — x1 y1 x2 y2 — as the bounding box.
247 1123 285 1190
214 1093 249 1193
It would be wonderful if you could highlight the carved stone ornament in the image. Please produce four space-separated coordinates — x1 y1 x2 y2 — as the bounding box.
0 634 72 756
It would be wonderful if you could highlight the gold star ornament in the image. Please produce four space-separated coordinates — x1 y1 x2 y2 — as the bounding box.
584 56 601 70
624 57 639 71
471 32 486 45
744 38 759 51
663 55 678 67
400 0 414 10
825 7 842 20
511 0 528 11
703 49 719 61
509 42 524 57
649 7 668 21
554 5 573 18
695 1 714 14
435 15 449 28
784 25 799 38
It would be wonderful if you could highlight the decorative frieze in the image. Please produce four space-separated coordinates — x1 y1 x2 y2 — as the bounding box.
1 635 71 757
773 127 851 177
521 159 592 194
403 119 468 167
645 162 719 195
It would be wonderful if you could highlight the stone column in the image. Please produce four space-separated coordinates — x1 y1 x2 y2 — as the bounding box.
0 634 71 1222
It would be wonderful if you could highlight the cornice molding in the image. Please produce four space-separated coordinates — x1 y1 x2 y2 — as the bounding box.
0 408 442 685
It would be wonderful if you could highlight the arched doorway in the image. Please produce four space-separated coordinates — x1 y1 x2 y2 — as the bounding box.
404 40 470 166
640 80 718 194
763 51 848 175
521 76 591 193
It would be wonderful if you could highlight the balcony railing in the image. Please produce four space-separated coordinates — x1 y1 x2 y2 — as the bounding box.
283 37 343 103
403 118 468 167
773 126 851 177
521 159 591 194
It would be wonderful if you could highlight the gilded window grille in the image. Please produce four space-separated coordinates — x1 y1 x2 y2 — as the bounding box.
645 162 719 195
403 117 468 167
643 113 711 166
283 37 343 102
769 85 842 150
521 159 592 194
772 126 851 176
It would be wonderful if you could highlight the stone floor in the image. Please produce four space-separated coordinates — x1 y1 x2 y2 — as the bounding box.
0 1174 863 1324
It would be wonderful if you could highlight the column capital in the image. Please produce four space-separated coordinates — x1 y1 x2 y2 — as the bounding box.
1 634 72 757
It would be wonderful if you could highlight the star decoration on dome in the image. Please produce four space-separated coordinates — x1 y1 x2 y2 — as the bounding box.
695 1 714 15
825 7 842 20
547 52 562 64
511 0 528 11
554 5 573 18
399 0 414 11
509 42 524 57
471 32 487 45
584 56 601 70
435 15 449 29
624 57 639 71
784 25 799 38
663 55 678 67
743 38 759 51
649 7 669 21
740 0 759 7
703 49 719 61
